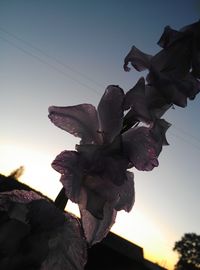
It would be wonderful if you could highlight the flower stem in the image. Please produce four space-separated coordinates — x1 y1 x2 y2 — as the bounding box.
54 187 68 210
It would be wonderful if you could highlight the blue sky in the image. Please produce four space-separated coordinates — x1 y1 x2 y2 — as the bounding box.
0 1 200 269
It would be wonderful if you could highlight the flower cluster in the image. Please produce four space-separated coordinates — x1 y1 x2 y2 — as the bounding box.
123 21 200 110
49 20 200 247
0 173 87 270
0 20 199 270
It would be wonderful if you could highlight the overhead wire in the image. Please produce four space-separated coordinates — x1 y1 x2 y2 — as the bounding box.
0 35 101 95
0 26 105 89
0 26 200 151
168 129 200 152
172 125 200 144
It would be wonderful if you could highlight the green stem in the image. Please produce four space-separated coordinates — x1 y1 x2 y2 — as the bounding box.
54 187 68 211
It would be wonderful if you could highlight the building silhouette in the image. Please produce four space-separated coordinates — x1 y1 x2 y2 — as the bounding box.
85 232 167 270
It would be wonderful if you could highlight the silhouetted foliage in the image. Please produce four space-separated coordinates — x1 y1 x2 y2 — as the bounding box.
173 233 200 270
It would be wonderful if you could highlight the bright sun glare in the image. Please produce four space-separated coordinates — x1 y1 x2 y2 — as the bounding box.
0 142 177 269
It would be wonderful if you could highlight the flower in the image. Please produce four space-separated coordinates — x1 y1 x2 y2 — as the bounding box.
123 119 171 171
0 173 87 270
123 21 200 108
49 81 171 244
49 85 135 245
122 77 171 131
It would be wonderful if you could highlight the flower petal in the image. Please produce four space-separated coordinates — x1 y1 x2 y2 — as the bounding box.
0 189 87 270
41 214 87 270
123 78 152 127
123 46 152 72
173 73 200 100
77 137 129 186
97 85 124 143
150 119 171 146
180 20 200 35
79 188 117 246
192 49 200 78
48 104 102 144
151 38 192 78
147 69 188 107
122 121 170 171
81 174 122 218
145 85 172 118
78 168 134 222
52 151 82 203
157 26 185 48
114 171 135 213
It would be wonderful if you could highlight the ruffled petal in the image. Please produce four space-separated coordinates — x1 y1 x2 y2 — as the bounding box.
79 188 117 246
180 20 200 35
48 104 102 144
97 85 124 143
151 38 192 78
157 21 200 79
145 85 172 118
123 77 152 127
122 122 170 171
81 174 123 217
52 151 82 203
148 69 200 107
41 214 87 270
174 73 200 100
102 155 129 186
79 169 134 221
123 46 152 72
147 69 188 107
150 119 171 146
0 189 87 270
157 26 186 48
77 137 129 186
114 171 135 213
191 46 200 78
124 77 146 110
181 21 200 77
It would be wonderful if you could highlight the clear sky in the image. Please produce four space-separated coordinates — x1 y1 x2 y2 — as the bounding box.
0 1 200 269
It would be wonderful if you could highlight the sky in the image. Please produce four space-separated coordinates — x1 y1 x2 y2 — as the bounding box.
0 1 200 269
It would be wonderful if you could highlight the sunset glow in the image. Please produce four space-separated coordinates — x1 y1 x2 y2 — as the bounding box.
1 1 200 269
0 143 177 269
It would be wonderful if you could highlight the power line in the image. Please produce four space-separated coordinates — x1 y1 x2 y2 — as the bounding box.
169 130 200 152
173 125 200 144
1 27 200 150
0 35 101 95
0 26 105 89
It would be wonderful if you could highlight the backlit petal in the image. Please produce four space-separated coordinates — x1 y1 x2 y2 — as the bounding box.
79 192 117 246
49 104 102 144
123 126 160 171
123 77 152 126
123 46 152 72
114 171 135 213
52 151 82 203
97 85 124 143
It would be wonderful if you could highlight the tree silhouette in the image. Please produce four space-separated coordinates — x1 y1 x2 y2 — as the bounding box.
173 233 200 270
